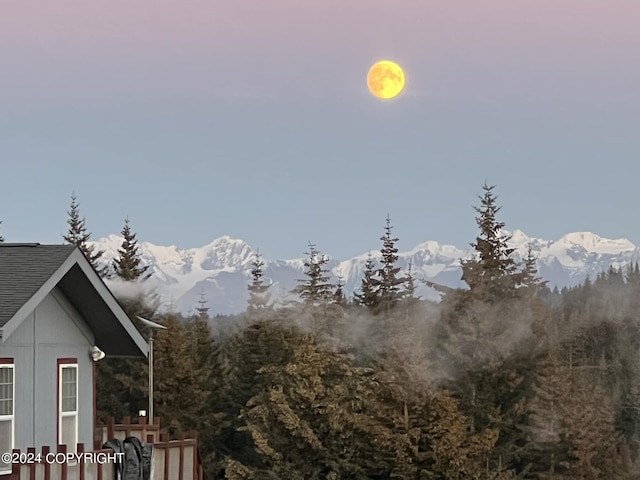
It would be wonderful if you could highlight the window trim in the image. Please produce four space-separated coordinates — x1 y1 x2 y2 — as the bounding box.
57 359 78 449
0 358 15 475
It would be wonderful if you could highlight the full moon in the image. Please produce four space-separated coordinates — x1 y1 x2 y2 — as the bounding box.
367 60 405 99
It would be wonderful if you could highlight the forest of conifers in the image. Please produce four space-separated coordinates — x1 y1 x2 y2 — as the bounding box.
85 185 640 479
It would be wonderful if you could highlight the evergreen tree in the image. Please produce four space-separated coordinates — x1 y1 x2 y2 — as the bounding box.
519 243 544 288
291 242 333 305
63 193 107 275
112 217 149 281
185 312 233 477
215 318 299 475
247 250 271 311
424 390 501 479
461 183 519 302
525 351 632 479
239 325 397 479
374 215 407 314
403 258 419 300
333 270 347 306
195 289 210 320
354 251 379 310
626 262 640 288
96 291 158 423
152 313 210 436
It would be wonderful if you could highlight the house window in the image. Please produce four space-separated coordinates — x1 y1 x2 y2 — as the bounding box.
58 362 78 448
0 362 14 474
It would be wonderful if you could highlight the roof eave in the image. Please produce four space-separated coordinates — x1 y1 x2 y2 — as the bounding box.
71 251 149 358
1 249 149 358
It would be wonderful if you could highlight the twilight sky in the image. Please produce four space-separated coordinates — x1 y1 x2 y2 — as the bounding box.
2 0 640 260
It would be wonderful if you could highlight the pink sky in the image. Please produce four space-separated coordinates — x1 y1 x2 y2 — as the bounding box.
2 0 639 105
3 0 640 259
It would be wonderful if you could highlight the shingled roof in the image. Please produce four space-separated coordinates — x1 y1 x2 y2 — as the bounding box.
0 244 76 327
0 243 147 357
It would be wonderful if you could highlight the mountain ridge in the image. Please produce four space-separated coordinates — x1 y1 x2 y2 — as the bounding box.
92 230 640 316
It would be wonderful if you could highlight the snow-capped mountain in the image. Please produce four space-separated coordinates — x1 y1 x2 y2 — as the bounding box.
92 230 640 316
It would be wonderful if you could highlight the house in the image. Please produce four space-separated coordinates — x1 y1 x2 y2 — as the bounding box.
0 243 148 476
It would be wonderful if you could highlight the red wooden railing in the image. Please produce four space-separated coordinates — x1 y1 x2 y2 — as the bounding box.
8 417 206 480
9 444 116 480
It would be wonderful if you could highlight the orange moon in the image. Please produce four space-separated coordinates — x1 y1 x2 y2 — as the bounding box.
367 60 406 99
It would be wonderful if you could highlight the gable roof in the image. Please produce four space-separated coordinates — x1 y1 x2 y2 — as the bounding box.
0 244 76 326
0 243 148 358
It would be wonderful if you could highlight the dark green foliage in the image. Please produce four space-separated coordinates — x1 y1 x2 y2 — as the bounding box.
291 242 333 305
333 270 347 306
112 217 149 281
94 181 640 479
247 250 271 311
461 183 519 302
152 313 212 435
403 258 418 300
95 293 158 423
239 327 396 478
100 270 640 479
63 192 107 276
374 215 407 314
354 251 379 310
518 243 547 296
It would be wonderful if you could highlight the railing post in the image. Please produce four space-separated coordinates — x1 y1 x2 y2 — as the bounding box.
123 416 131 437
27 446 36 480
42 445 51 480
178 440 184 480
107 417 115 440
77 443 85 480
58 444 68 479
10 448 20 478
164 439 169 480
97 448 103 480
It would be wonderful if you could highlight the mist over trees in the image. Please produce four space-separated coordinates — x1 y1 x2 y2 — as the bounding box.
52 184 640 478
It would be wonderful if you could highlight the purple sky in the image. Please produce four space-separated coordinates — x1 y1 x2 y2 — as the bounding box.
3 1 640 259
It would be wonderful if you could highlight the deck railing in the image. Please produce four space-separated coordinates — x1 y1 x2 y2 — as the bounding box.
8 418 205 480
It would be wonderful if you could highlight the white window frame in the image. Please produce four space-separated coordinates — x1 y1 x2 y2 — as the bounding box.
58 363 78 449
0 364 15 475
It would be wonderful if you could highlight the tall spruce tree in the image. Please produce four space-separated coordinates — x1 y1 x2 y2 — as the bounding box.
403 258 418 300
291 242 333 305
333 270 347 306
63 193 107 275
247 250 271 311
112 217 149 281
354 251 379 310
374 215 407 313
196 288 210 320
517 242 547 297
461 183 519 302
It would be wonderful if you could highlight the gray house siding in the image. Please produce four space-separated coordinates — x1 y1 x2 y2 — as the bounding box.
0 287 95 451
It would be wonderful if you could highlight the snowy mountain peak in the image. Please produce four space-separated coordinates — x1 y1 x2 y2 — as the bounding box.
196 236 254 270
89 230 640 315
509 229 531 246
558 232 635 255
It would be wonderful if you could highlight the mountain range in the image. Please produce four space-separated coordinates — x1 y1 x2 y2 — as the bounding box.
92 230 640 316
